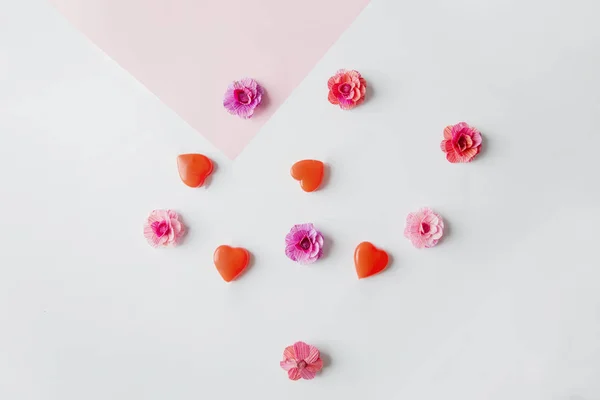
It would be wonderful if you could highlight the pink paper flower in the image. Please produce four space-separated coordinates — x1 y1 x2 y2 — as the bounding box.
404 208 444 249
143 209 185 248
440 122 483 163
223 78 264 119
327 69 366 110
285 223 324 264
280 341 323 381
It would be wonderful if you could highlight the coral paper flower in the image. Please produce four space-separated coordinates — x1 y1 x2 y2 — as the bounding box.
285 223 324 264
223 78 264 119
280 341 323 381
441 122 483 163
404 208 444 249
327 69 366 110
143 209 185 248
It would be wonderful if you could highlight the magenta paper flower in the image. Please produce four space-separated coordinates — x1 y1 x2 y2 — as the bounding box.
280 341 323 381
223 78 264 119
440 122 482 163
285 223 324 264
143 209 185 248
404 208 444 249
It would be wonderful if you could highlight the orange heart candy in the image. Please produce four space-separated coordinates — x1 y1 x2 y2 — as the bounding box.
354 242 389 279
290 160 325 192
177 154 213 188
213 245 250 282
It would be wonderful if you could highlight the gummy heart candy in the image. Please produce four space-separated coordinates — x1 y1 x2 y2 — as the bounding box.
354 242 389 279
290 160 325 192
213 245 250 282
177 154 213 188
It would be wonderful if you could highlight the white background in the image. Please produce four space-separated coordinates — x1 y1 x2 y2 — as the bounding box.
2 0 600 399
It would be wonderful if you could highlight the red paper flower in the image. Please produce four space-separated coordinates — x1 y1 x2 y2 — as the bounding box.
327 69 366 110
440 122 483 163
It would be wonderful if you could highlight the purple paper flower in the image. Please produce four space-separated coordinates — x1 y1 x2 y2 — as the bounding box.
223 78 264 119
285 223 324 264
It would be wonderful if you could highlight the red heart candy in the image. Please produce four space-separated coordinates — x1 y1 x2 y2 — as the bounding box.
213 245 250 282
354 242 389 279
290 160 325 192
177 154 213 188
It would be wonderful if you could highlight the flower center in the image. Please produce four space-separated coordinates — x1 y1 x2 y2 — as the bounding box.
234 89 251 105
298 237 311 251
420 222 430 234
339 83 351 95
297 360 307 369
457 136 467 151
151 221 170 237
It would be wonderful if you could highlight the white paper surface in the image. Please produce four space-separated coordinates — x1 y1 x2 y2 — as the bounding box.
1 0 599 398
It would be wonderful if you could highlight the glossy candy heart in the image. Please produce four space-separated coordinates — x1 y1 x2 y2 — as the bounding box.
177 154 213 188
290 160 325 192
354 242 389 279
213 245 250 282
